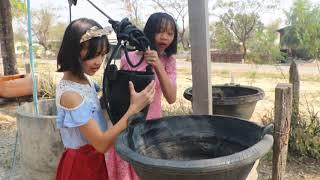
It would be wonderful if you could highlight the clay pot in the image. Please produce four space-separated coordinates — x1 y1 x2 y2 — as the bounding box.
0 74 25 81
0 74 33 98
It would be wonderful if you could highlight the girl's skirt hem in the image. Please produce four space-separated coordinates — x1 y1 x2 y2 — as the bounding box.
56 144 108 180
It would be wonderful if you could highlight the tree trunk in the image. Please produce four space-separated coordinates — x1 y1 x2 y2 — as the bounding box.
181 16 188 50
242 40 247 62
0 0 19 75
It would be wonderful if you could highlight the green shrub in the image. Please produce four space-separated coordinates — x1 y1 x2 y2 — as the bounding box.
261 104 320 159
289 109 320 159
277 52 289 63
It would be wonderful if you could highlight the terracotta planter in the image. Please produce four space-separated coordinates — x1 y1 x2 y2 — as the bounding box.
0 74 25 82
0 74 33 98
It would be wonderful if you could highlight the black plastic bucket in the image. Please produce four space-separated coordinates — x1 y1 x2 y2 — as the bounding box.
183 84 264 119
103 64 154 124
115 113 273 180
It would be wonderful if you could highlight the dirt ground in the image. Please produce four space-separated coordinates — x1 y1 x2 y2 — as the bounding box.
172 59 320 179
0 100 22 180
0 59 319 179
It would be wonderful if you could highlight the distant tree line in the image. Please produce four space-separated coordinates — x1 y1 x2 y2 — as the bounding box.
1 0 319 74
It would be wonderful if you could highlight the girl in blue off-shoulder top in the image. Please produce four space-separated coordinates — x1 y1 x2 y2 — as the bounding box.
55 18 155 180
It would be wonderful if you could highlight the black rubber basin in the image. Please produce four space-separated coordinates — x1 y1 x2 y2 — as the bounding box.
183 84 264 119
115 114 273 180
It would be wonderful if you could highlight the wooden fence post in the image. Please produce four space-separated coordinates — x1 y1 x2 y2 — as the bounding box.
289 60 300 127
272 83 292 180
25 63 30 73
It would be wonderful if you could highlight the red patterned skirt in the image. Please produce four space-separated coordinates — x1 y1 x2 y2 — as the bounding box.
56 144 108 180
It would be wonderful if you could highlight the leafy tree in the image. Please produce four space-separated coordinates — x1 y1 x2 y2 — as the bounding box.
31 6 59 52
109 0 145 28
121 0 144 28
12 3 65 59
11 0 26 18
47 22 67 54
212 0 279 61
247 21 283 64
151 0 189 50
11 0 27 44
283 0 320 59
14 30 27 42
209 21 240 51
14 28 28 56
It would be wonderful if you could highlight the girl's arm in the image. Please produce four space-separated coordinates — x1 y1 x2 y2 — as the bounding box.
144 50 177 104
60 81 155 153
79 108 134 153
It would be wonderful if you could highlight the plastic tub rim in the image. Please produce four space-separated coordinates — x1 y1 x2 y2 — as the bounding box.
183 84 265 105
116 133 273 174
115 115 274 174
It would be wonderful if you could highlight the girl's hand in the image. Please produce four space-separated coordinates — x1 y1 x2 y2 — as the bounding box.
127 80 155 115
144 50 161 69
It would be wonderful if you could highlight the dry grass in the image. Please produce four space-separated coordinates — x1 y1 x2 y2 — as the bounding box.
0 112 15 130
3 58 320 178
169 59 320 125
16 58 320 124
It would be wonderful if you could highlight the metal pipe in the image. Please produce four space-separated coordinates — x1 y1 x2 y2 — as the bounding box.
69 4 72 23
26 0 39 114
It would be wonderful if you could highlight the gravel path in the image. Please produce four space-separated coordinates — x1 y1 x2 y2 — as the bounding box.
0 128 22 180
0 101 22 180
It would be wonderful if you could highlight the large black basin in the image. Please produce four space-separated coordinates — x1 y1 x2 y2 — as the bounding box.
115 114 273 180
183 84 264 119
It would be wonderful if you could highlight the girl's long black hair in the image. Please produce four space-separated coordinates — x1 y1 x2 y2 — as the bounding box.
143 12 178 56
57 18 109 78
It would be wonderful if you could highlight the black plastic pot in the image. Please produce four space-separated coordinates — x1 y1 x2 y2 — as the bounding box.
183 84 264 119
115 113 273 180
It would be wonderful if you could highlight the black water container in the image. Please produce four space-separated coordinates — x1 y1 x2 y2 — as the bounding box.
184 84 264 119
115 114 273 180
103 64 154 124
101 18 152 125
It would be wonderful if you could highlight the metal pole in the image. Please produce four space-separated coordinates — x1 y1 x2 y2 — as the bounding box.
69 4 72 23
26 0 39 114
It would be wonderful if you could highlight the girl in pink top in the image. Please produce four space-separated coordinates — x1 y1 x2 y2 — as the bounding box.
106 12 178 180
